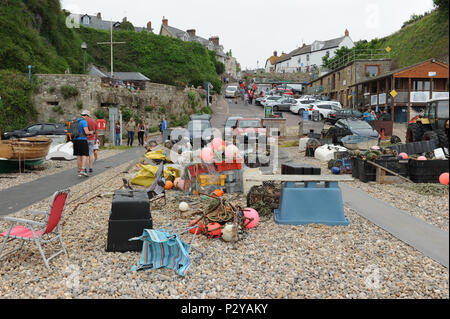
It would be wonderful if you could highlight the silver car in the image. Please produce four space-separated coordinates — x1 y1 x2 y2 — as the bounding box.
225 86 238 98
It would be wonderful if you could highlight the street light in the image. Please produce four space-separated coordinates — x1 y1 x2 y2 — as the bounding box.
81 42 88 74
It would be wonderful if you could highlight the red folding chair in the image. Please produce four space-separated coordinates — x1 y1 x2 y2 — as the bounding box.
0 189 70 269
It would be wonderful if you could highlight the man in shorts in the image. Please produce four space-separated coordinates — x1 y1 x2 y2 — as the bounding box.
84 111 97 173
73 111 94 177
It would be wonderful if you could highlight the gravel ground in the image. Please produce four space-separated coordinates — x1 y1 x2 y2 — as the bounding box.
0 149 126 192
0 151 448 299
284 147 449 232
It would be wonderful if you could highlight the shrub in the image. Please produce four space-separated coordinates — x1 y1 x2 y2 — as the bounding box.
49 86 56 94
76 100 83 110
160 106 166 114
52 105 64 115
48 117 56 123
60 85 79 99
121 107 133 123
94 109 107 119
144 105 154 112
149 126 159 133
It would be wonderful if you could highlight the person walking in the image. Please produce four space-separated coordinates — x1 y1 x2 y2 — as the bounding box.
144 122 150 144
93 136 100 162
137 120 145 146
160 116 168 141
74 111 94 177
125 117 136 146
84 110 97 173
115 121 121 146
234 87 239 104
363 109 372 122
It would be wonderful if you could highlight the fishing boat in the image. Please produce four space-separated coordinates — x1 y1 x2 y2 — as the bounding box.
0 137 52 173
341 135 379 150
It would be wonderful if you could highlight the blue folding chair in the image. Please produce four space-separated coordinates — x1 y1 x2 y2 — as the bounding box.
129 225 203 277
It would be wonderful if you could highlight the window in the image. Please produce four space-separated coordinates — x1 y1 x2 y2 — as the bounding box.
82 16 90 25
318 105 332 110
413 80 430 91
27 125 42 132
365 65 380 77
306 55 310 62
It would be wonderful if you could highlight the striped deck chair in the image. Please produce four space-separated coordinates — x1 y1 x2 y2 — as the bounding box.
129 225 202 277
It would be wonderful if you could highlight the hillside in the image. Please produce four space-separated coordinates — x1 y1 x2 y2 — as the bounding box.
323 9 449 70
0 0 222 91
370 9 449 68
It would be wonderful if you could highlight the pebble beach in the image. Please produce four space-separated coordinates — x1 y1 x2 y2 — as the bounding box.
0 147 448 299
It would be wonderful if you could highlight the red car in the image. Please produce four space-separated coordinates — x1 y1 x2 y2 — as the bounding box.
275 88 294 96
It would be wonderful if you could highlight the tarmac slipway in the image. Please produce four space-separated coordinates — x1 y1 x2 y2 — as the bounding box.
0 148 144 217
0 149 448 268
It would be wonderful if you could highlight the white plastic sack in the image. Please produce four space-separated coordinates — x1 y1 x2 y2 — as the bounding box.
314 144 348 162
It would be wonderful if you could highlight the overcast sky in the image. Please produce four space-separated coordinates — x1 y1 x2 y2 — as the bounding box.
61 0 435 70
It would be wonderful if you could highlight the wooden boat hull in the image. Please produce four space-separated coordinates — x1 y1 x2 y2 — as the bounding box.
0 158 45 173
0 137 52 161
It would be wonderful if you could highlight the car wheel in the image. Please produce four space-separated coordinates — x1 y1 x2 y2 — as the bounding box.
319 114 324 121
273 106 279 112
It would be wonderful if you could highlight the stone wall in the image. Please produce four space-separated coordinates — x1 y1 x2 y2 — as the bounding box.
33 74 207 129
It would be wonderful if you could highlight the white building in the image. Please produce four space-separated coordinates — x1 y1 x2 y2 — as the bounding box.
275 30 354 73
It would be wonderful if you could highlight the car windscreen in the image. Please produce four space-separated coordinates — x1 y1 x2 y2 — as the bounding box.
187 121 210 131
226 118 239 127
267 96 281 100
347 120 373 130
437 100 449 118
238 120 262 128
227 86 237 91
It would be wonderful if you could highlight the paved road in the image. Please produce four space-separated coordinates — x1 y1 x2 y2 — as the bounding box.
0 148 145 216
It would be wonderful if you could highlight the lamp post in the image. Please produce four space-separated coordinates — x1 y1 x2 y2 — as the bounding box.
81 42 88 74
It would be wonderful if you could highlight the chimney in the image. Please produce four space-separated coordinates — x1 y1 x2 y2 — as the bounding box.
187 29 196 37
97 12 102 20
162 16 168 26
302 43 306 47
123 17 127 22
210 36 219 46
345 29 349 37
147 21 152 32
273 51 278 57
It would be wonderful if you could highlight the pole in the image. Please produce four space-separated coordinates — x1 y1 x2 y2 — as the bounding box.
111 20 114 77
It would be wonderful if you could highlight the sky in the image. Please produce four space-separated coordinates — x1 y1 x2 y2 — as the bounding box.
61 0 435 70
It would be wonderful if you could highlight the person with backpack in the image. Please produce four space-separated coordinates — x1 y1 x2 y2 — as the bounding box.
72 110 94 177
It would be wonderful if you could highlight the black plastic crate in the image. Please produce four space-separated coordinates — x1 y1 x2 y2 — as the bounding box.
111 190 150 220
408 159 449 183
351 157 359 179
375 158 409 177
106 219 153 252
357 158 377 183
282 163 321 175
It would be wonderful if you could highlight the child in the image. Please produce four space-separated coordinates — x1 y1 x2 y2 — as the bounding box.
93 137 100 162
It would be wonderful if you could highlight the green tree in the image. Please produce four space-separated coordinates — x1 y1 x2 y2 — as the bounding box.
120 20 135 31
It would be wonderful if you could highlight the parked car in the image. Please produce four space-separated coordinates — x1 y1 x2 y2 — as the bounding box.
2 122 67 140
308 102 342 120
261 95 283 107
290 98 317 115
225 86 238 98
326 109 363 124
325 118 380 144
274 88 294 96
232 118 267 144
272 97 298 112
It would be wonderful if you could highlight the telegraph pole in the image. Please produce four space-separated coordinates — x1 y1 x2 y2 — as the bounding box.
97 20 126 78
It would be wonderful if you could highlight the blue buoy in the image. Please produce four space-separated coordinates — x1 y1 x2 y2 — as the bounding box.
331 167 341 174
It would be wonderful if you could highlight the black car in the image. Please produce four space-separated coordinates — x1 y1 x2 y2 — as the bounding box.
325 118 380 144
272 97 298 112
2 122 67 139
326 109 363 124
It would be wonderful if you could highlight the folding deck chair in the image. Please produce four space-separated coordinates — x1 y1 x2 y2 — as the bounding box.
0 189 70 269
129 225 203 277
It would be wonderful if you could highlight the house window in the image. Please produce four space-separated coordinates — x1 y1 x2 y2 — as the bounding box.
306 55 310 62
413 79 430 91
82 16 90 25
365 65 380 77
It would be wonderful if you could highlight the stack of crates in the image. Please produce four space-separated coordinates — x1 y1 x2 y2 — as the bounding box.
215 160 242 193
106 190 152 252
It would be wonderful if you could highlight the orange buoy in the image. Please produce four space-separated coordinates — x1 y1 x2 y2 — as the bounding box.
189 220 204 234
212 189 224 198
164 180 173 190
206 222 221 238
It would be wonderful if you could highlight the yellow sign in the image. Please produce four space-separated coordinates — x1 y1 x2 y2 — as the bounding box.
348 95 352 100
390 89 398 98
385 46 391 53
